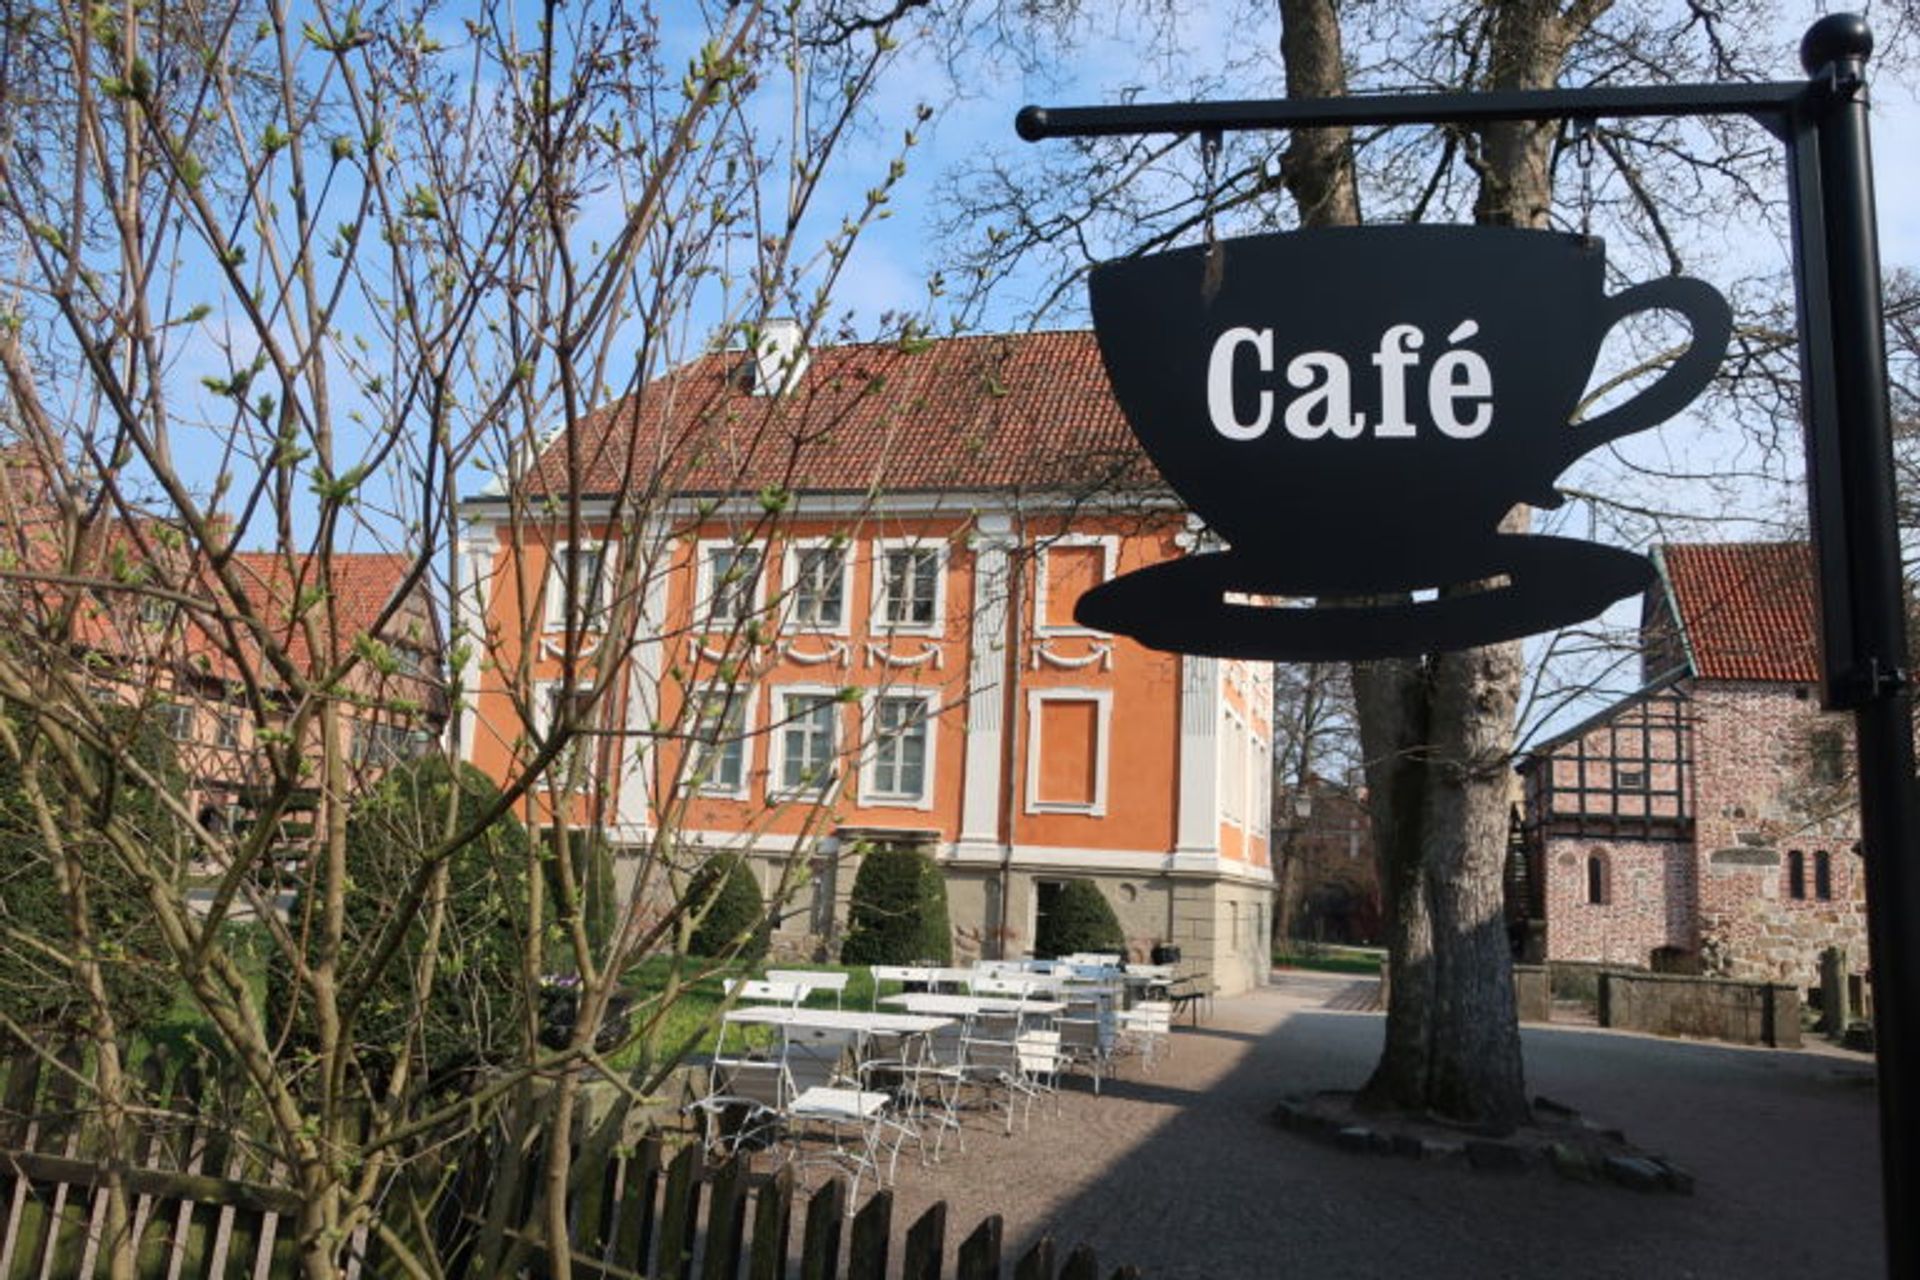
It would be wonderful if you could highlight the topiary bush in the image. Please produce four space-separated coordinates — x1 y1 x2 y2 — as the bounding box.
269 754 534 1083
683 852 767 960
1035 879 1124 959
838 846 951 966
0 708 186 1045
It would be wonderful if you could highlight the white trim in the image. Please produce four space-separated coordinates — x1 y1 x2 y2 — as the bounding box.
454 521 496 763
545 540 613 634
695 538 767 631
1024 687 1113 816
460 489 1183 526
767 683 846 801
856 687 941 811
688 680 758 800
1176 656 1222 855
1034 534 1118 636
961 518 1016 848
781 538 853 636
533 679 593 793
869 538 949 636
615 561 670 832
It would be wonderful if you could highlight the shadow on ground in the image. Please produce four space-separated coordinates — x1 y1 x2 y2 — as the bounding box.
879 975 1882 1280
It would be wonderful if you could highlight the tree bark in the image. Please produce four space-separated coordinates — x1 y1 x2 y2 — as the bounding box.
1272 0 1595 1133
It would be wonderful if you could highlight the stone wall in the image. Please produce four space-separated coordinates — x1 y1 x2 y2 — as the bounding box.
1599 969 1801 1047
1542 833 1694 966
1686 683 1866 988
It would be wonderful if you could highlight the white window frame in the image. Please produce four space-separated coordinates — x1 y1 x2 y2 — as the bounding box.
783 539 851 635
545 541 614 634
688 682 755 799
870 539 947 635
155 700 195 743
1024 687 1112 816
858 688 939 810
1033 534 1119 636
696 539 767 630
534 680 596 792
1221 705 1248 830
769 685 844 799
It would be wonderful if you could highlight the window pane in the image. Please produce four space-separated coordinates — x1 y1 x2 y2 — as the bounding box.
693 690 747 791
709 547 762 624
552 546 609 630
873 696 928 799
883 549 938 626
781 694 836 790
795 548 844 626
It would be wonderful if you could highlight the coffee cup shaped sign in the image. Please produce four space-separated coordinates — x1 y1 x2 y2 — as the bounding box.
1076 226 1732 660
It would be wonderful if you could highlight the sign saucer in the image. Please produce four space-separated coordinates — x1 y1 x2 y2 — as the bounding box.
1073 535 1652 661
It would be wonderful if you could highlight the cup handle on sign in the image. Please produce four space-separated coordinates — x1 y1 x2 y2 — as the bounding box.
1570 276 1733 452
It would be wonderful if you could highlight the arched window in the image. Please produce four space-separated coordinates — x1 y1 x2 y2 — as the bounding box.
1586 853 1607 905
1788 850 1806 900
1815 850 1833 900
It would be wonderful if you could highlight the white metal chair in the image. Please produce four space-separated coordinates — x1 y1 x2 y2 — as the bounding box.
1016 1028 1065 1117
958 1034 1043 1135
1057 1017 1110 1096
767 968 850 1009
724 977 808 1007
1115 999 1173 1072
686 1056 792 1160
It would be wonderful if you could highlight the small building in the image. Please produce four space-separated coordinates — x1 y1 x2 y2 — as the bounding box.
456 328 1276 992
1515 542 1866 989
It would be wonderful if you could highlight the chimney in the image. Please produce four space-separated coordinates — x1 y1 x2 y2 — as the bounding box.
751 318 808 396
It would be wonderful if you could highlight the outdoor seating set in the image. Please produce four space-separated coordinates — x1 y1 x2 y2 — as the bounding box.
688 955 1176 1207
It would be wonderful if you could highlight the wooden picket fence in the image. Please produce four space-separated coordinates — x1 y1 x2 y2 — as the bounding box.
0 1050 1141 1279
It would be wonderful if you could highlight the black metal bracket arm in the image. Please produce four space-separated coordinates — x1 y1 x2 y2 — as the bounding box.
1016 14 1915 1280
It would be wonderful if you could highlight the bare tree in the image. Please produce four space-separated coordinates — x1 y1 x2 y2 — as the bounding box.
927 0 1920 1130
0 1 940 1275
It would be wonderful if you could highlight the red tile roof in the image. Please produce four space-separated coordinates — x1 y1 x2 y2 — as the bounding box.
226 552 425 671
511 330 1158 501
1656 542 1820 683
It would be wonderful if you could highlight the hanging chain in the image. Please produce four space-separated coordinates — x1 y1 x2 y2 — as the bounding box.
1569 116 1598 241
1201 128 1225 299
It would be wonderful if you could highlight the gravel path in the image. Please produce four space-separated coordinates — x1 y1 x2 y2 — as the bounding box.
872 970 1884 1279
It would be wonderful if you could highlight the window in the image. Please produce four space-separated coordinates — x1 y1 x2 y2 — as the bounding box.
1789 850 1807 900
155 701 194 742
690 686 750 796
138 596 176 630
787 544 847 631
1615 766 1647 792
874 543 943 630
1026 689 1112 815
866 694 932 805
215 711 241 750
699 542 764 628
1036 537 1116 632
1585 852 1607 905
775 691 839 794
353 721 428 768
1815 849 1834 901
537 683 596 788
546 543 612 632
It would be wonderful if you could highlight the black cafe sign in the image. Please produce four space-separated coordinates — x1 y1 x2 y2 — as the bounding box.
1074 225 1731 661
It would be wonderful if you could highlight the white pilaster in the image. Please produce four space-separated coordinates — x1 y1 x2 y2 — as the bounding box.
959 515 1016 854
1176 653 1222 856
453 519 496 764
613 542 670 839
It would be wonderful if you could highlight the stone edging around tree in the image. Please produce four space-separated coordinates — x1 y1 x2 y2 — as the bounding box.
1269 1091 1694 1193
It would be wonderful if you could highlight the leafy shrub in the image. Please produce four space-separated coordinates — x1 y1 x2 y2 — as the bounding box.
0 709 186 1043
270 754 533 1081
684 852 767 960
1035 879 1124 959
839 846 951 965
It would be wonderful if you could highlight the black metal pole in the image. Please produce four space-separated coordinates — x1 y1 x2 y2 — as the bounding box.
1797 16 1919 1277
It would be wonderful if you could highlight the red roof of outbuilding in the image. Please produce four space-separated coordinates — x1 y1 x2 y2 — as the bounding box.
1656 542 1820 683
513 330 1157 501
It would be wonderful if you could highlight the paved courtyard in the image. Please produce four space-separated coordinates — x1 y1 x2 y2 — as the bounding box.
877 970 1884 1279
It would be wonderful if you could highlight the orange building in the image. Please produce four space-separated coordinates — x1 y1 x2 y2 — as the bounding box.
456 328 1275 993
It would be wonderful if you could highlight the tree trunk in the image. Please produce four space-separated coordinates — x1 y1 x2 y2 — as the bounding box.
1273 0 1593 1133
